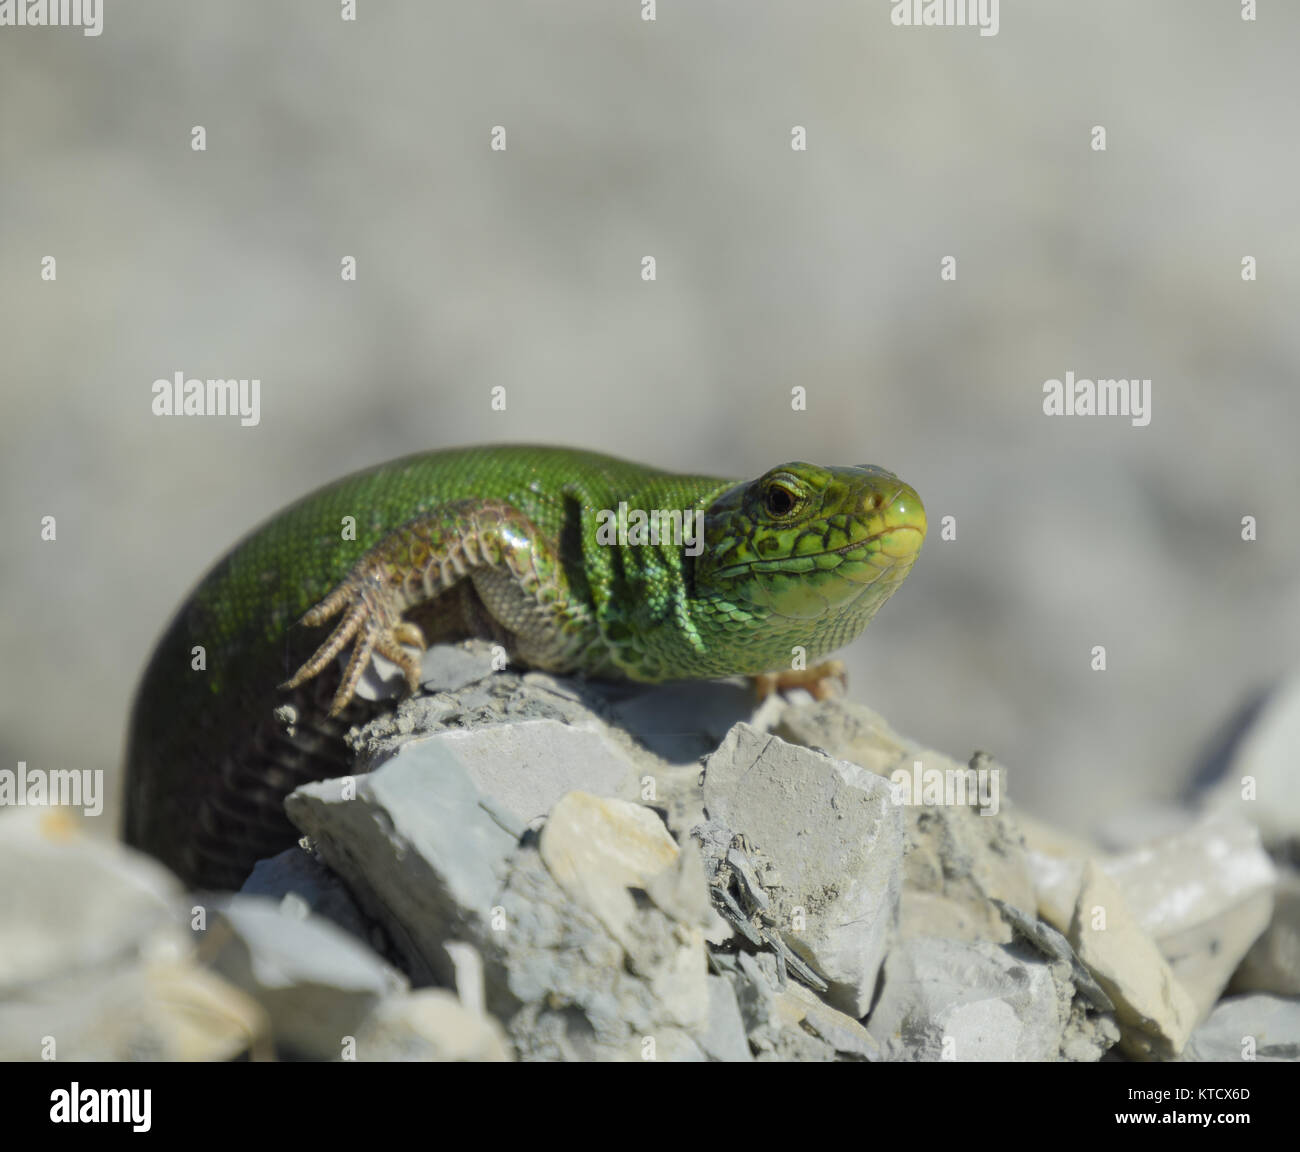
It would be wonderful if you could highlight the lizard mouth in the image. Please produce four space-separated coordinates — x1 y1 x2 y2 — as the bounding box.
842 525 926 582
742 554 919 621
709 524 926 581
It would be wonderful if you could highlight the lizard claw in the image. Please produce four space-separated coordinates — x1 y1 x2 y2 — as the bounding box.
281 575 425 716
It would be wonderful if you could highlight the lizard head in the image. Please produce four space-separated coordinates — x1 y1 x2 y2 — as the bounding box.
694 461 926 623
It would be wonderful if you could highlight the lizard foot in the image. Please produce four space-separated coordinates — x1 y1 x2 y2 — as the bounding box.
752 659 848 702
281 576 427 716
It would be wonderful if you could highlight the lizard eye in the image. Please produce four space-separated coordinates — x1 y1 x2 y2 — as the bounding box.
763 483 799 517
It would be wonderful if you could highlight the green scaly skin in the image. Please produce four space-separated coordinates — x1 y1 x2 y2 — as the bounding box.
124 444 926 888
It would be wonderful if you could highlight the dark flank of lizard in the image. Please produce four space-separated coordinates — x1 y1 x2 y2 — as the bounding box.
124 444 926 888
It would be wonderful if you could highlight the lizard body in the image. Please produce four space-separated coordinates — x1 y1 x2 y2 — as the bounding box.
124 444 925 887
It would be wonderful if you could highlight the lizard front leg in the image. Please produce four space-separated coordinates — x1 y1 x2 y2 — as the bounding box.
281 499 593 715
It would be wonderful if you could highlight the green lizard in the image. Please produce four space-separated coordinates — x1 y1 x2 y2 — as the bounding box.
124 444 926 888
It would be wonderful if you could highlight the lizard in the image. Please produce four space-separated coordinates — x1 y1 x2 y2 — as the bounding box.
123 444 926 889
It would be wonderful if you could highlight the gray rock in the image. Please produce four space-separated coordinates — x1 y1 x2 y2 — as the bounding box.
498 846 707 1061
1178 994 1300 1062
352 639 501 706
1068 862 1197 1060
1058 999 1122 1063
992 904 1119 1061
285 737 520 993
1100 813 1275 1021
346 653 695 821
538 793 711 1028
1231 866 1300 997
200 893 406 1059
605 679 763 764
774 698 914 777
1022 805 1278 1032
418 640 504 693
692 818 824 988
349 648 761 856
866 936 1063 1061
347 662 614 765
0 807 183 991
0 956 270 1062
732 950 779 1035
777 700 1035 945
697 976 753 1062
732 953 839 1062
701 723 904 1017
778 980 881 1060
0 809 272 1061
645 839 727 939
896 770 1035 944
993 898 1113 1013
351 988 513 1061
242 846 374 944
439 721 643 831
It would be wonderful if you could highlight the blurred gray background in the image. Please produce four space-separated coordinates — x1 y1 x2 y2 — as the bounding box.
3 1 1297 842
